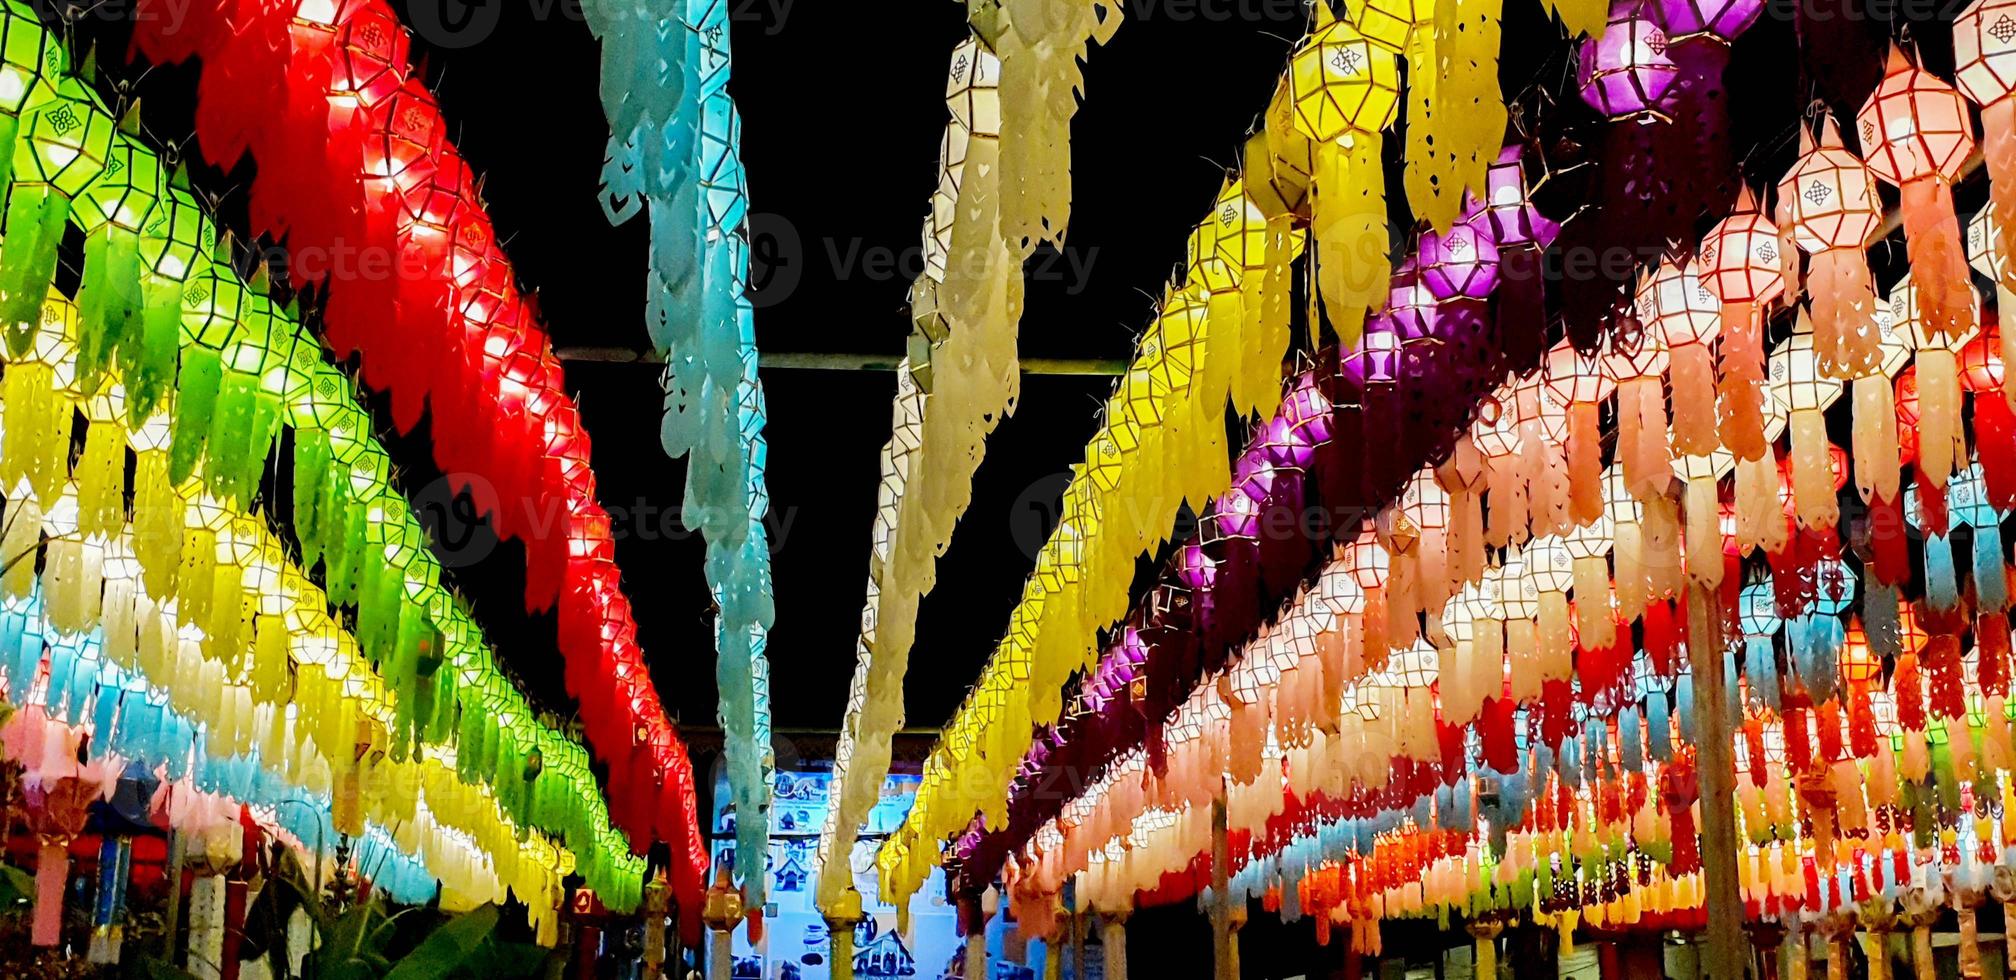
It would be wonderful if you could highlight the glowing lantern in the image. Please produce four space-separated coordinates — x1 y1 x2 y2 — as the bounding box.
1956 0 2016 296
1348 0 1432 56
1577 0 1678 118
1288 8 1401 143
1766 309 1844 528
2 76 111 348
1525 537 1576 685
1543 340 1615 526
1779 114 1882 379
1495 556 1541 702
1563 495 1618 651
1654 0 1764 40
1700 186 1785 460
1420 221 1500 301
1889 274 1978 490
1483 147 1558 250
1966 209 2016 409
1640 259 1719 456
1605 308 1672 501
1859 47 1977 344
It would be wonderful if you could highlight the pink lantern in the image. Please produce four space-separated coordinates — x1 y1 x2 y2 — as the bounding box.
1384 262 1439 340
1955 0 2016 288
1543 340 1616 526
1577 0 1679 118
1700 186 1785 460
1779 114 1883 379
1859 46 1980 345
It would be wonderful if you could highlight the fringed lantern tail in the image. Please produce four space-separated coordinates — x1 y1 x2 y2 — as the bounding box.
1718 300 1767 460
1899 177 1976 342
1809 248 1881 377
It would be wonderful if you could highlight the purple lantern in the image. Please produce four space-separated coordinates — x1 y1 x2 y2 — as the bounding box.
1340 317 1402 387
1281 372 1335 447
1420 219 1502 300
1386 262 1440 340
1652 0 1763 42
1576 0 1678 118
1484 147 1560 248
1260 415 1316 469
1176 542 1218 590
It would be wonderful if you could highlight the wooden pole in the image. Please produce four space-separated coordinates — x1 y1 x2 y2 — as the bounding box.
1686 581 1745 980
1213 793 1234 980
1103 910 1129 980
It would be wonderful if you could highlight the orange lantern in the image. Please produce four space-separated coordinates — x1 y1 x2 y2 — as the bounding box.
1858 46 1978 343
1955 0 2016 292
1701 186 1786 460
1642 259 1722 456
1779 114 1883 379
1543 341 1615 526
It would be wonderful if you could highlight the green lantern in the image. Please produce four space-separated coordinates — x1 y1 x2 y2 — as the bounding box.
0 0 60 187
1 75 108 351
72 126 162 397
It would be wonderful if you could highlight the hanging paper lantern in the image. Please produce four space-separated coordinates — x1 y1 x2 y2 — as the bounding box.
1605 308 1673 500
1577 0 1679 118
1965 208 2016 411
1889 274 1979 490
1544 341 1615 526
1858 47 1978 343
1780 115 1883 378
1653 0 1764 41
1641 259 1720 456
1767 310 1845 528
1700 187 1785 460
1288 11 1401 143
1956 0 2016 295
1420 221 1501 301
1484 147 1559 249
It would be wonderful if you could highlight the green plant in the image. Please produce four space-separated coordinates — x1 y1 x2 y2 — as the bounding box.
138 890 553 980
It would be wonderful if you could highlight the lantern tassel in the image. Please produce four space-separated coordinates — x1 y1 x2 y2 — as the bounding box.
1809 248 1882 378
1718 299 1768 460
1899 176 1975 342
1926 531 1961 613
1973 521 2008 615
1852 374 1901 504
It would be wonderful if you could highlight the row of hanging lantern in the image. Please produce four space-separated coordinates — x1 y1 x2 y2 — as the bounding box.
948 0 2016 925
124 0 708 886
578 0 780 902
0 10 649 904
912 0 1786 908
879 0 1608 899
0 655 574 945
816 5 1132 917
0 281 645 911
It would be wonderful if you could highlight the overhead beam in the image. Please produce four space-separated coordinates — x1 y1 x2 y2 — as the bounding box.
554 346 1128 376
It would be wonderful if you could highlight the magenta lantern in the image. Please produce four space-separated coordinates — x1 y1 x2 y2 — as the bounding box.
1484 147 1560 248
1421 219 1502 300
1386 262 1440 339
1176 542 1217 590
1577 0 1678 117
1653 0 1763 42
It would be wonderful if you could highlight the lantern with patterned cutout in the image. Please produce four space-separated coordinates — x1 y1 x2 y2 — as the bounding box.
1780 114 1883 379
1860 46 1979 345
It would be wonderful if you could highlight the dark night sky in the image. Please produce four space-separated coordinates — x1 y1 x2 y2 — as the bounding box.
66 0 1890 746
